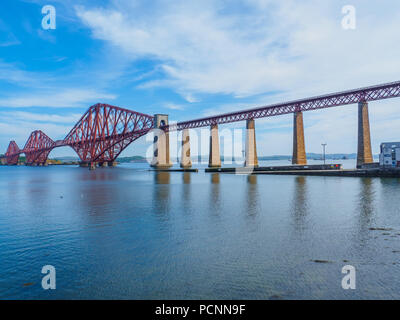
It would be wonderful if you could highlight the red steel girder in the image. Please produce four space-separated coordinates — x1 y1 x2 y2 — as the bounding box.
4 80 400 163
23 130 55 165
5 141 21 165
63 103 154 163
167 80 400 131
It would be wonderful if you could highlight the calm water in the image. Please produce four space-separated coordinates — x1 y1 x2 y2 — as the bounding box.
1 160 400 300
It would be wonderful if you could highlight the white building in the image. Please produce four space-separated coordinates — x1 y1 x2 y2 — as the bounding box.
380 142 400 167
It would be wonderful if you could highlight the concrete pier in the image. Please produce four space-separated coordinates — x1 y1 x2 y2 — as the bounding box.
89 162 97 170
108 161 117 167
208 124 221 168
292 111 307 165
244 119 258 167
357 102 373 168
180 129 192 168
151 114 172 169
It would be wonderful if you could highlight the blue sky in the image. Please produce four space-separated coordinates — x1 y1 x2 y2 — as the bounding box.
1 0 400 159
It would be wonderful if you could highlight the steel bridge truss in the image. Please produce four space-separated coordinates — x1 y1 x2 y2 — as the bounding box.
4 80 400 165
5 104 154 165
167 80 400 131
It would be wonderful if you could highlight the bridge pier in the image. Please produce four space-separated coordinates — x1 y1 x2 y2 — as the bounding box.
108 161 117 167
357 101 373 168
244 119 259 167
209 124 221 168
292 111 307 165
180 129 192 168
151 114 172 169
89 162 97 170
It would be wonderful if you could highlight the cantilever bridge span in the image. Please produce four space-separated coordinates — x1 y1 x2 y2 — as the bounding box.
4 103 154 167
3 80 400 168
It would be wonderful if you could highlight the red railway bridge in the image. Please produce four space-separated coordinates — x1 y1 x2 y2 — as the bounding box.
3 80 400 169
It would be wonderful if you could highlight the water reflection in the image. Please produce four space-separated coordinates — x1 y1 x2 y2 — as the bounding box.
210 173 221 215
291 176 308 233
26 171 50 209
379 178 400 206
183 172 191 184
7 176 20 204
245 175 260 220
153 172 171 216
4 163 400 299
76 170 118 218
182 173 191 208
356 178 376 231
247 174 257 185
79 168 123 182
211 173 220 184
154 171 171 184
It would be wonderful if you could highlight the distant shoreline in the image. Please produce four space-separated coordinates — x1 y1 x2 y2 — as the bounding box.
1 153 379 166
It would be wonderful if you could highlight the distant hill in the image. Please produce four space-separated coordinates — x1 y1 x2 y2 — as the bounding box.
52 156 147 163
117 156 147 163
48 153 375 163
53 156 80 161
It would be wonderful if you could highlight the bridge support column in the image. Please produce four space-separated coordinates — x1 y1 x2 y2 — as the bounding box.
89 162 96 170
180 129 192 168
151 114 172 169
244 119 259 167
209 124 221 168
292 111 307 165
357 101 373 168
108 161 117 167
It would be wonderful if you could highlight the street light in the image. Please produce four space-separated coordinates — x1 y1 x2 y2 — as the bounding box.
321 143 327 165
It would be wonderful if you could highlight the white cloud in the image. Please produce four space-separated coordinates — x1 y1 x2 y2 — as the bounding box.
0 119 72 152
0 61 53 87
0 111 83 155
165 103 185 111
0 18 21 47
76 0 400 99
0 111 82 124
182 93 199 103
0 88 116 108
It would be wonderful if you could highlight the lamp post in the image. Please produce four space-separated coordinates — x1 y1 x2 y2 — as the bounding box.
321 143 327 165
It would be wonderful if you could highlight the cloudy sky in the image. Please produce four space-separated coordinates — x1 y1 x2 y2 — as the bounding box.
1 0 400 159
